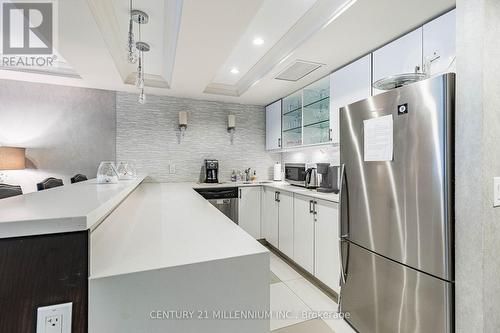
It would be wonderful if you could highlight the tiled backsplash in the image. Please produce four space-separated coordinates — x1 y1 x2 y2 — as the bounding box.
281 145 340 166
116 92 280 182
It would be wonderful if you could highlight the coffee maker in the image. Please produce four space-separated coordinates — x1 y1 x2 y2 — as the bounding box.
317 163 340 193
204 159 219 183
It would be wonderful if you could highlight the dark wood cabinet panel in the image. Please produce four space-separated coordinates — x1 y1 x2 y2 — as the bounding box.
0 231 88 333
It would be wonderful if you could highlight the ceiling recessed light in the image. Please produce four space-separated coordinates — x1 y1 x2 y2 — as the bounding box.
230 67 240 74
253 37 264 46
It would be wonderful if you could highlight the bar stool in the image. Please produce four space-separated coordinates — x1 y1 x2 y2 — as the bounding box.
0 183 23 199
71 174 88 184
37 177 63 191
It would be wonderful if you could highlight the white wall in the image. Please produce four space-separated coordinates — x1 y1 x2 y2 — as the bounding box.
455 0 500 332
0 79 116 193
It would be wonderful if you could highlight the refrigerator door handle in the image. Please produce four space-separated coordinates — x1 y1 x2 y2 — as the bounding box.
339 239 346 284
338 163 348 286
339 163 349 239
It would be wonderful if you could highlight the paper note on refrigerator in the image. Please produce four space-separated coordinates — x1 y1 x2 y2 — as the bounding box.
363 115 393 162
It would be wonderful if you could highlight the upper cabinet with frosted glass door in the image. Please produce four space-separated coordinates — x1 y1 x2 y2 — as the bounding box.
302 76 330 145
282 90 303 148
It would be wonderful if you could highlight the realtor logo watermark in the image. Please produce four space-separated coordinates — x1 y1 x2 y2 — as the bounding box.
1 0 57 67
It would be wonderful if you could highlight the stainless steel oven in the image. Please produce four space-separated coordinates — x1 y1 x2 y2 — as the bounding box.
284 163 307 187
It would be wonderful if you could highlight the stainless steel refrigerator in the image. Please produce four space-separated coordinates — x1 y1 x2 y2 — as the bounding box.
338 73 455 333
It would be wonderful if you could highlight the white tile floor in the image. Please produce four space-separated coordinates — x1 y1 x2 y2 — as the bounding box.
269 252 356 333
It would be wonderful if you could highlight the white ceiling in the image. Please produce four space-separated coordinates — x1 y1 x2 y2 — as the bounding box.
87 0 182 88
211 0 317 86
0 0 455 106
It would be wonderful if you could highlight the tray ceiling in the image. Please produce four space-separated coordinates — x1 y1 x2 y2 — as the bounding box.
0 0 455 105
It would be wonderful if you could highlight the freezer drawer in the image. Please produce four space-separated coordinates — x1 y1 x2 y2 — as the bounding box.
340 242 453 333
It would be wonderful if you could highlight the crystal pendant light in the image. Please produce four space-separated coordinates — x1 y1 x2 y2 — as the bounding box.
126 0 137 64
131 9 149 104
135 55 144 89
135 19 144 89
138 88 146 104
135 42 149 103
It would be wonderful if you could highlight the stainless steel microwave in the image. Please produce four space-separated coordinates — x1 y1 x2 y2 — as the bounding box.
284 163 307 187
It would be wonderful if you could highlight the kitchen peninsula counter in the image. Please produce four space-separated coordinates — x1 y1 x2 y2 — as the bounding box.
0 176 145 238
89 182 269 333
90 182 268 279
0 179 269 333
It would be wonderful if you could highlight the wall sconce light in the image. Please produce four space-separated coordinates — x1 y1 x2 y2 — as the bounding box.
179 111 188 137
0 146 26 182
227 114 236 133
227 114 236 144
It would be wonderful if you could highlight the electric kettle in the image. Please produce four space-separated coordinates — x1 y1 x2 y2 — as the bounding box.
305 167 320 189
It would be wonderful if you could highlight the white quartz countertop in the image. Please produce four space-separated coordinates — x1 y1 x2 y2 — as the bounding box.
90 182 268 279
0 176 145 238
193 181 339 202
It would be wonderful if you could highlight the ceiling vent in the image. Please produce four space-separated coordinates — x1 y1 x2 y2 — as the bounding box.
274 60 323 82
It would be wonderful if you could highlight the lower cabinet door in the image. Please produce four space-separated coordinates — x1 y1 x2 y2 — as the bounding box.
314 199 340 293
262 187 279 248
293 194 314 274
278 191 294 259
238 187 262 239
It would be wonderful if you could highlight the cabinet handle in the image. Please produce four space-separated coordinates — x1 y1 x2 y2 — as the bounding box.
309 200 313 213
278 138 281 148
239 188 242 199
329 129 332 141
276 191 280 202
313 201 318 222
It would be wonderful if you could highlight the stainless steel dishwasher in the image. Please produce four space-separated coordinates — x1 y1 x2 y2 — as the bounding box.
194 187 239 224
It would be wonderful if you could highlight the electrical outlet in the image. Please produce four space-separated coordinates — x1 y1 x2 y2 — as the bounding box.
36 303 72 333
494 177 500 207
169 164 176 174
45 315 62 333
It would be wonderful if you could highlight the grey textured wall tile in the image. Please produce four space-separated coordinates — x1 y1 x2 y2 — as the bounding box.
116 92 279 182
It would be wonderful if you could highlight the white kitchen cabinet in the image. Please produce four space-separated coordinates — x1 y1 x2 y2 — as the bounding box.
330 55 372 143
277 191 294 259
282 91 302 148
314 199 340 293
372 28 423 95
266 100 282 150
423 9 456 75
238 187 261 239
293 194 315 274
262 187 279 247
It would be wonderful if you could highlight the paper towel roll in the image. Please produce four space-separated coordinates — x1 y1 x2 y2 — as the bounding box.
273 163 282 181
